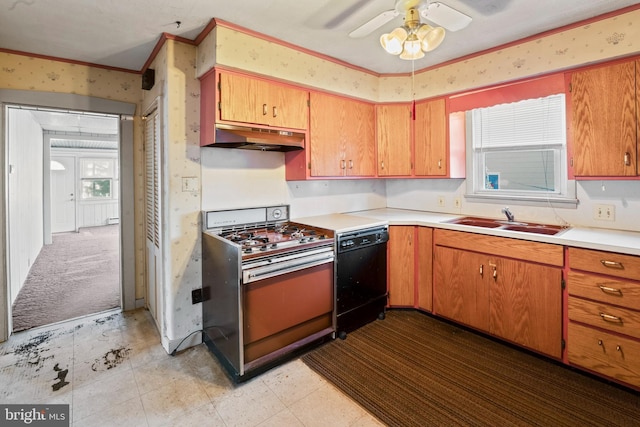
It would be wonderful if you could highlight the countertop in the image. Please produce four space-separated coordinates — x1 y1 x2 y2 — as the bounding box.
295 208 640 256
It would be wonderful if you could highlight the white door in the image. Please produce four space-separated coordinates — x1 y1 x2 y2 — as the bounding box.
144 106 162 330
51 155 76 233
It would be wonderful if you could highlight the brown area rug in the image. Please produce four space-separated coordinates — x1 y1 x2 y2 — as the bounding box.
12 225 120 332
302 310 640 426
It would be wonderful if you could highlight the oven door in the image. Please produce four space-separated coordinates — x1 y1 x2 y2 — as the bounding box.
241 247 334 366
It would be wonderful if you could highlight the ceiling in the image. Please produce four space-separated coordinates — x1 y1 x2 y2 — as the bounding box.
1 0 639 75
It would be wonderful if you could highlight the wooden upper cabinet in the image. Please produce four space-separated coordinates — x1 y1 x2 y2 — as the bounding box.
414 98 447 176
376 104 412 176
571 60 637 176
219 72 260 125
268 83 309 130
309 92 375 177
218 72 308 130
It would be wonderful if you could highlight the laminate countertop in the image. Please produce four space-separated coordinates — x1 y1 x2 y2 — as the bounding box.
295 208 640 256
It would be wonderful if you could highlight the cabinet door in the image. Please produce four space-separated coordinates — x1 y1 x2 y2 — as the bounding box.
269 83 308 130
571 60 637 176
416 227 433 312
490 257 562 358
344 101 376 176
388 226 415 307
309 92 346 176
433 246 489 331
219 73 260 124
376 104 412 176
414 98 447 176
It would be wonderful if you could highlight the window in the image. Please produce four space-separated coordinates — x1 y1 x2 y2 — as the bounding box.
466 93 576 205
80 158 115 199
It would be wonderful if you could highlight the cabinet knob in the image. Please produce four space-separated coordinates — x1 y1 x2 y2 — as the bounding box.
616 345 622 352
598 339 603 346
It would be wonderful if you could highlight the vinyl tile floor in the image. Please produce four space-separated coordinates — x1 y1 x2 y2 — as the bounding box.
0 308 383 427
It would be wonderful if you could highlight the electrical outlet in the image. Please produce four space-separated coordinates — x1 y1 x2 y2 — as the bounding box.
191 288 203 304
437 196 445 207
593 204 615 221
454 198 461 209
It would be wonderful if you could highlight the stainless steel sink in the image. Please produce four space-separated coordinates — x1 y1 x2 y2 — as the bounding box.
445 216 566 236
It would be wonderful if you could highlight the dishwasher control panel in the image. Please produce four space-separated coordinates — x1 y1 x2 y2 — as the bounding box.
337 226 388 252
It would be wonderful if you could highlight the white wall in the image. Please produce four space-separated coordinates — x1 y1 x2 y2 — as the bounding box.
7 109 44 304
386 178 640 232
200 147 386 217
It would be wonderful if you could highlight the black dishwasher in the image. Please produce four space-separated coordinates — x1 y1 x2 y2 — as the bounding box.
336 226 389 339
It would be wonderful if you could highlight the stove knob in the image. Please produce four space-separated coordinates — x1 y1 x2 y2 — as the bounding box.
270 243 278 249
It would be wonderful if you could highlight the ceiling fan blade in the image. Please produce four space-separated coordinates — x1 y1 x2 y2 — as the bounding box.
348 9 399 38
421 2 472 32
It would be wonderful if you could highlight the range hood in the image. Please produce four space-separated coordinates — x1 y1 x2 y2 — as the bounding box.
213 124 305 152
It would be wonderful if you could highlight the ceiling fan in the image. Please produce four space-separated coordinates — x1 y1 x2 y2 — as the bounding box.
349 0 472 38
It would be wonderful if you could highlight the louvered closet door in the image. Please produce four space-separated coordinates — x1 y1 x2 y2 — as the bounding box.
144 107 162 329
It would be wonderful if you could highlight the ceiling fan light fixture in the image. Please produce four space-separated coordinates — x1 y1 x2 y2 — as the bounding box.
399 37 424 60
418 24 445 52
380 7 447 60
380 27 408 55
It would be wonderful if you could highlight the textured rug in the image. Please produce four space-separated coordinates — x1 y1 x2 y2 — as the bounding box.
302 310 640 427
12 225 120 332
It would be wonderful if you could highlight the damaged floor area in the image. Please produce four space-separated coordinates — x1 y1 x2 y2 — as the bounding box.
0 308 382 426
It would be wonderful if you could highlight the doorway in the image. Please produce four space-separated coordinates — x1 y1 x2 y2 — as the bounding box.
7 106 122 332
0 91 136 341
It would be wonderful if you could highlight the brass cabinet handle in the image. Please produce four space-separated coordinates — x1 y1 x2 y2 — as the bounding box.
262 103 267 116
616 345 622 352
597 339 603 346
380 161 385 169
349 160 353 169
598 284 622 295
340 160 346 170
273 106 277 118
624 152 631 166
437 159 442 169
492 266 497 280
479 264 483 277
600 260 624 269
599 312 623 323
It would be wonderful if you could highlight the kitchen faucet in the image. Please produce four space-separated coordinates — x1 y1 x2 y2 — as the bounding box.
502 207 515 222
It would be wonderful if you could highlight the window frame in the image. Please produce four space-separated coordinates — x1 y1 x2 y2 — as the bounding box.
449 74 577 207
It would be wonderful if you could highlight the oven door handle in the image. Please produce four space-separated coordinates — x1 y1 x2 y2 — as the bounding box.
243 252 334 284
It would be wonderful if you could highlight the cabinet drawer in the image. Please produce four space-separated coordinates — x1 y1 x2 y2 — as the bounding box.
567 271 640 309
568 297 640 339
568 322 640 387
568 247 640 281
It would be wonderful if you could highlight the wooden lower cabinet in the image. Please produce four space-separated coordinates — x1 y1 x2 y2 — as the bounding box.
567 247 640 388
388 226 433 310
489 256 562 358
568 322 640 387
434 246 489 331
433 229 563 358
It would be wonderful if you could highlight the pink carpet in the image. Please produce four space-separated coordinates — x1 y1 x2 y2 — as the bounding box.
12 225 120 332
